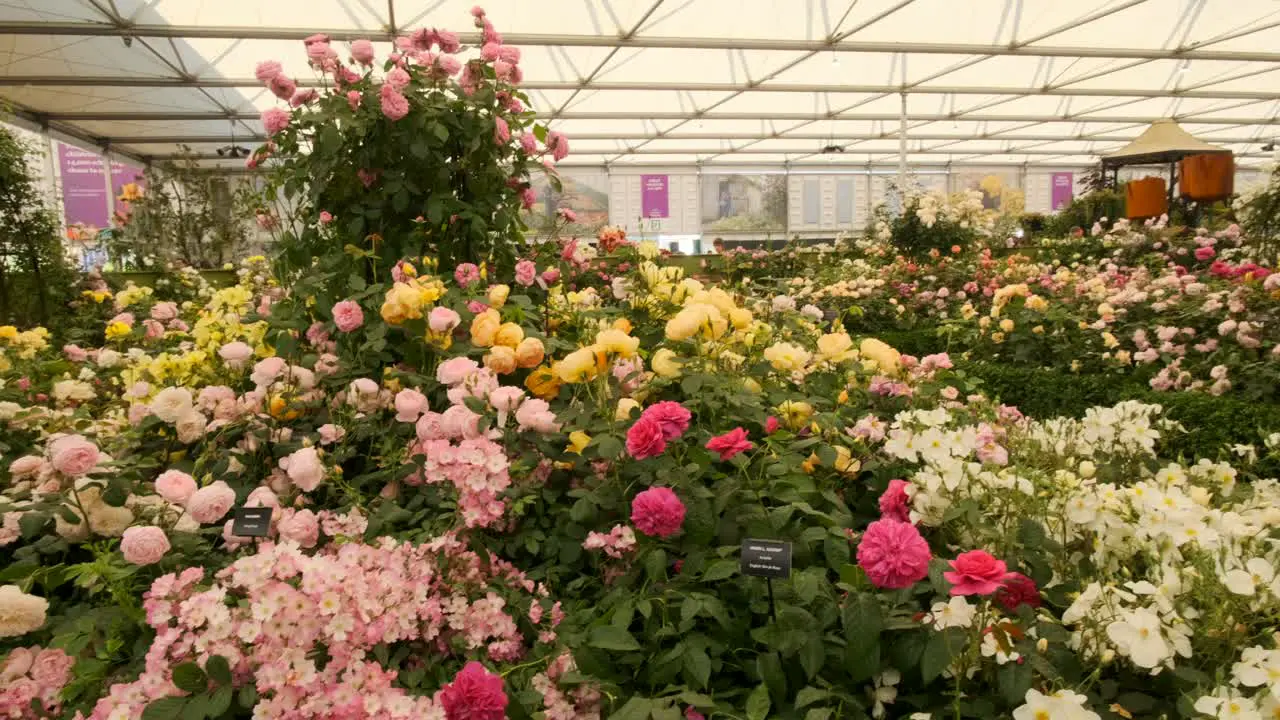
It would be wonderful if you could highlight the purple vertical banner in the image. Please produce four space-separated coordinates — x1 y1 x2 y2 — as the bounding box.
111 160 145 216
58 144 109 228
640 174 669 218
1051 172 1074 210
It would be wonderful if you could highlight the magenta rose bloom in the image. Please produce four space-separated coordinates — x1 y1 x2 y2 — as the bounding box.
631 487 686 538
994 572 1041 611
640 401 691 441
856 519 931 589
705 427 754 461
626 416 667 459
878 479 912 522
440 661 507 720
944 550 1009 596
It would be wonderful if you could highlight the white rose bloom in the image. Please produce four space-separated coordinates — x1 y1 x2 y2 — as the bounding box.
1223 558 1276 596
0 585 49 638
174 410 208 444
97 349 122 367
0 401 22 421
52 380 95 403
1106 608 1171 668
151 387 194 424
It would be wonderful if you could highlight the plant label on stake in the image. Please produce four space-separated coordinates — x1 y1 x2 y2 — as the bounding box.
231 507 272 538
740 539 792 579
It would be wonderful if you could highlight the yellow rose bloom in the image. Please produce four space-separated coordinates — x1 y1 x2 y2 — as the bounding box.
0 326 17 342
1032 325 1045 334
526 365 562 399
833 445 860 476
615 398 640 421
487 284 510 309
494 322 524 349
777 400 813 430
566 430 591 455
652 348 683 378
858 338 901 374
514 337 545 368
742 377 762 394
763 342 812 372
1025 295 1048 312
595 328 639 358
105 322 132 340
999 318 1015 333
612 318 633 334
665 307 705 341
470 309 502 347
729 308 753 329
485 346 517 374
816 332 856 362
991 332 1005 344
557 346 600 383
1102 332 1119 348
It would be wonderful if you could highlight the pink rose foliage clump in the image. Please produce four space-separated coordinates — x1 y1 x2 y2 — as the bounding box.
84 534 569 720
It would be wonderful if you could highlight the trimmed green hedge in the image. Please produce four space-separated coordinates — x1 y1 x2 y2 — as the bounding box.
858 329 1280 471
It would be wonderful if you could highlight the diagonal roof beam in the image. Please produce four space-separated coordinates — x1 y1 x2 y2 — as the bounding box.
551 0 667 119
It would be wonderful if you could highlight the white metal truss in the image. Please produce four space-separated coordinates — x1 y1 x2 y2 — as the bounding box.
1 0 1278 168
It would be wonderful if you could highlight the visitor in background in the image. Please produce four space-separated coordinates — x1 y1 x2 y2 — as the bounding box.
712 238 725 254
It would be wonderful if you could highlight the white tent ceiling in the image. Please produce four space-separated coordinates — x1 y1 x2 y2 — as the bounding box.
2 0 1278 169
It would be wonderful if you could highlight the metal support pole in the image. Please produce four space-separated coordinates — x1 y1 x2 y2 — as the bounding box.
898 92 908 190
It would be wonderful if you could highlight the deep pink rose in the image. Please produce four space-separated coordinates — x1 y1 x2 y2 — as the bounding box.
944 550 1009 596
514 260 537 286
630 486 686 538
765 416 780 434
856 519 931 589
640 401 690 441
878 479 911 522
705 427 754 461
625 416 667 459
120 526 170 565
995 572 1041 611
440 661 508 720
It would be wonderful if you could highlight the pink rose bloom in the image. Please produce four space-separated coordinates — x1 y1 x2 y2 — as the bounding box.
394 388 429 422
1195 245 1216 261
255 60 283 83
494 116 510 144
514 398 560 433
268 74 296 100
995 572 1041 611
480 42 501 61
386 66 411 90
319 210 333 224
49 434 99 477
630 486 686 538
466 300 489 314
878 479 911 522
626 416 667 459
155 469 197 505
29 648 73 687
380 86 410 120
540 268 560 284
440 661 508 720
545 131 569 161
187 481 236 524
317 423 346 445
332 300 364 332
436 29 460 53
943 550 1008 596
856 519 931 589
1 646 35 681
519 134 537 155
454 263 481 287
705 427 754 461
279 446 325 492
514 260 537 286
765 416 780 434
262 107 290 135
120 526 170 565
63 344 88 362
110 311 135 327
437 356 480 385
9 455 47 479
428 306 462 334
498 46 521 63
218 341 254 368
251 356 288 387
640 401 691 441
521 187 536 209
143 318 164 339
289 88 319 107
128 403 152 425
350 38 375 65
277 509 320 548
347 90 362 110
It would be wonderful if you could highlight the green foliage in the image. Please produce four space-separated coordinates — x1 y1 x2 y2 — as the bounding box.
0 123 80 329
876 194 978 260
1238 164 1280 259
1043 189 1124 237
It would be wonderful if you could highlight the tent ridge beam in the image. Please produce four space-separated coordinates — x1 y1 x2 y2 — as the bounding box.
2 22 1280 61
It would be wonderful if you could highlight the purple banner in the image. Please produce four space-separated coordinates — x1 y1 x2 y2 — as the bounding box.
1051 172 1074 210
641 174 669 218
58 144 109 229
111 160 145 216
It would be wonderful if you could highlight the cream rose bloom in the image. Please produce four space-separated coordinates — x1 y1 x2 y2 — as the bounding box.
151 387 194 423
763 342 812 372
0 585 48 638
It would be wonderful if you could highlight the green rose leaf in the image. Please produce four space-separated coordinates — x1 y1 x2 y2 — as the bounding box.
746 684 771 720
588 625 641 651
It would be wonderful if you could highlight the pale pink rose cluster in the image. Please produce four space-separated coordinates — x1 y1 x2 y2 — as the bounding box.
582 524 637 559
530 652 603 719
90 535 558 720
0 645 74 719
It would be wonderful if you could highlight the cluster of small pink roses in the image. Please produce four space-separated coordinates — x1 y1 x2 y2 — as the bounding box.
86 535 557 720
0 646 75 719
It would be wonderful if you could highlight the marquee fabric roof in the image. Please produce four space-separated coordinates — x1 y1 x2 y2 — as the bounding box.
2 0 1279 169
